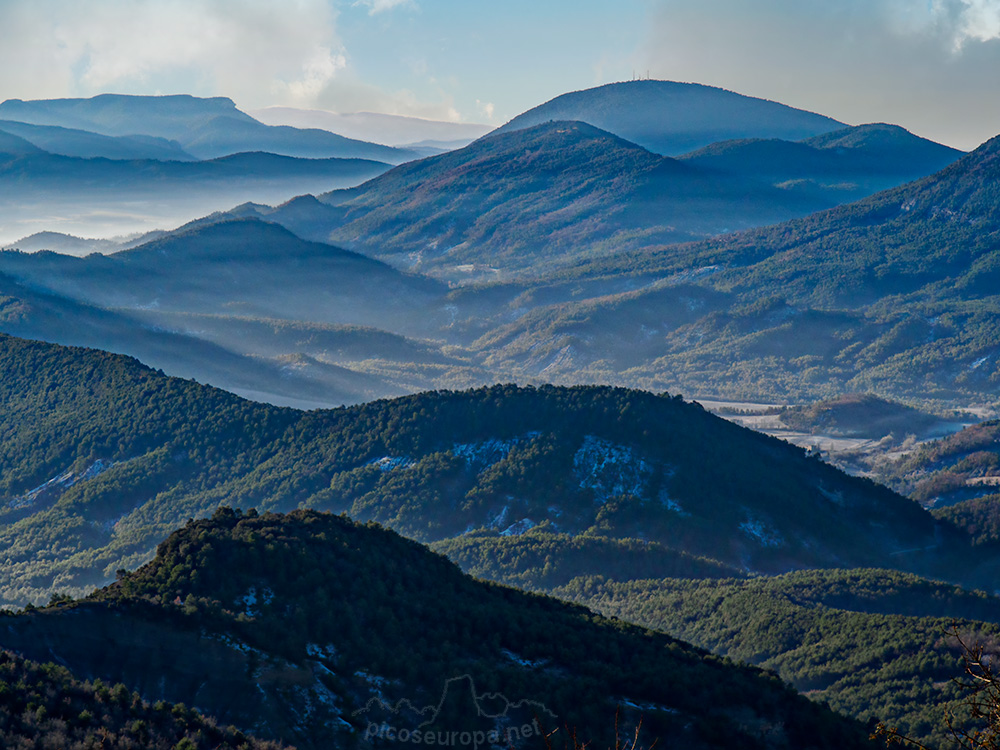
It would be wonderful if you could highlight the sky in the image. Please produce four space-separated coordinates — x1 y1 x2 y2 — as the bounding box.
0 0 998 149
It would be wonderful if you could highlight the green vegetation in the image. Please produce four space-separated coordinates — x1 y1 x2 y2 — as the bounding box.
868 421 1000 518
777 394 944 439
553 568 1000 750
0 649 281 749
432 529 740 590
65 507 874 750
0 333 958 606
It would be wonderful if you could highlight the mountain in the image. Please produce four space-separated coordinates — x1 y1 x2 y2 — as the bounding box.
0 118 195 160
0 332 979 607
301 120 834 279
0 129 44 157
0 145 392 247
0 508 879 749
495 80 844 156
0 94 417 163
249 106 493 148
579 131 1000 305
678 123 963 203
0 219 444 333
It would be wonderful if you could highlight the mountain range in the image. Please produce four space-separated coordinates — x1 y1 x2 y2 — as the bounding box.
249 106 493 149
2 78 1000 750
0 94 415 163
0 331 996 747
0 332 982 607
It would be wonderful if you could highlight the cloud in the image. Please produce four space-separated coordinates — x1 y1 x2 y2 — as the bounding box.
354 0 414 15
0 0 345 109
476 100 496 120
641 0 1000 149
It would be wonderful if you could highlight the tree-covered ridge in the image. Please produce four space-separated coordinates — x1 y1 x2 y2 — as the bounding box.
0 333 960 605
776 394 945 439
0 649 283 750
309 120 834 278
54 507 875 750
555 568 1000 750
431 529 740 590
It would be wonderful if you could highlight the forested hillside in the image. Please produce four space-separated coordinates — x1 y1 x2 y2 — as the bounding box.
552 568 1000 749
0 509 880 750
0 333 963 605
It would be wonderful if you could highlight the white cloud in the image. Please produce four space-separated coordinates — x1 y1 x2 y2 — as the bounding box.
476 100 496 120
354 0 414 15
642 0 1000 149
0 0 346 109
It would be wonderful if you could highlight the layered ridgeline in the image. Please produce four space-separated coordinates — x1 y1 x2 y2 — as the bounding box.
678 123 963 205
0 220 459 407
0 94 415 163
218 119 959 282
434 531 1000 747
0 509 879 750
0 219 444 331
550 568 1000 750
313 120 832 278
0 332 967 606
493 80 844 156
0 271 414 409
0 118 196 160
0 93 411 245
482 130 1000 403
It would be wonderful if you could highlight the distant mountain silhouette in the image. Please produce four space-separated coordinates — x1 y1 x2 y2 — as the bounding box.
250 106 493 148
0 119 195 160
678 123 963 203
0 94 418 163
495 80 844 155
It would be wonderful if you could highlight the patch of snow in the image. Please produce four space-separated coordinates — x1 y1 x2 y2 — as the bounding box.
502 649 548 669
500 519 536 536
7 459 117 511
238 586 274 617
307 643 339 662
452 433 540 470
489 505 510 530
818 485 846 507
619 697 679 715
739 516 784 548
971 356 990 371
573 436 653 503
658 488 689 516
367 456 417 472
